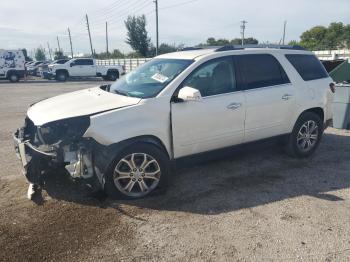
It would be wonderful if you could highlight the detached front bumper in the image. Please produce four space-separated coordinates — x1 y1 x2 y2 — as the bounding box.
13 128 56 183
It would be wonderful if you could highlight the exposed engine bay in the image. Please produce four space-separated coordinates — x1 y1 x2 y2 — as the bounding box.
14 116 100 189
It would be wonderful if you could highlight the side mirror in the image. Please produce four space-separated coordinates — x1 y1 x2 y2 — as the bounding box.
70 63 74 67
178 86 203 102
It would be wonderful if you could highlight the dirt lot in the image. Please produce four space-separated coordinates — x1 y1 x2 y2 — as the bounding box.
1 80 350 261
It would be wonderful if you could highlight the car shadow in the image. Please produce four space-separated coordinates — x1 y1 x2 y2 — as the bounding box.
41 132 350 215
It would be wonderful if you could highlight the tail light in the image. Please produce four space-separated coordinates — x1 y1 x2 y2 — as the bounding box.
329 83 336 93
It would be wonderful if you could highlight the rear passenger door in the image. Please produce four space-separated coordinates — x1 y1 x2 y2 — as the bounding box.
237 54 296 142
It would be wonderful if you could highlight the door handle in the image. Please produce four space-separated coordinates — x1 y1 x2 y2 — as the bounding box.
227 102 242 110
282 94 293 100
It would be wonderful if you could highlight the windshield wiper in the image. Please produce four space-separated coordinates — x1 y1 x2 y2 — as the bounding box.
114 89 130 97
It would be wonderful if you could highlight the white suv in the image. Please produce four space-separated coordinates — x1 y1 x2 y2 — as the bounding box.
14 45 334 199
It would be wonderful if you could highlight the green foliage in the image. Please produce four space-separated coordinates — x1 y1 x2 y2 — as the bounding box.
200 37 259 46
125 15 151 57
299 22 350 50
35 47 46 61
21 49 32 61
95 49 125 59
53 50 68 60
148 43 180 57
288 40 300 46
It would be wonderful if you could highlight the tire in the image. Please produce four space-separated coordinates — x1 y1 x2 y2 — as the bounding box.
104 142 170 199
285 112 323 158
56 71 67 82
107 71 119 81
8 73 19 83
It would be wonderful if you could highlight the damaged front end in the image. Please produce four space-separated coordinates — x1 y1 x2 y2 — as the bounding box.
13 116 98 187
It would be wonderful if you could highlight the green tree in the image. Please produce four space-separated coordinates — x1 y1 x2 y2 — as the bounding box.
125 15 150 57
299 22 350 50
35 47 46 61
21 49 32 61
200 37 258 46
288 40 300 46
149 43 178 56
54 50 68 60
299 26 328 50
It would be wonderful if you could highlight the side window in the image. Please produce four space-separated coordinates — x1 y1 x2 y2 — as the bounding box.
74 59 83 65
85 59 93 65
182 57 236 97
237 54 290 90
285 54 328 81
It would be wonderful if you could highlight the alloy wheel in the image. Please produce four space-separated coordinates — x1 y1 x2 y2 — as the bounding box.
113 153 161 197
296 120 319 152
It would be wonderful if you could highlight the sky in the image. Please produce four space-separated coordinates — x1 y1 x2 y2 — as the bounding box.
0 0 349 58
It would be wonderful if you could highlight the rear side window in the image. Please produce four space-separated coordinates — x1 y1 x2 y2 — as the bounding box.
285 54 328 81
237 54 290 90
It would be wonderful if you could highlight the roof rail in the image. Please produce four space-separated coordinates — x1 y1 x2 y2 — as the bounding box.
215 44 305 52
180 47 204 51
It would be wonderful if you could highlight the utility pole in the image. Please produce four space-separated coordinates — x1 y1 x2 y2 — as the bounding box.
240 20 247 46
154 0 159 56
282 21 287 45
106 22 109 57
56 36 61 52
68 28 74 58
47 42 52 60
85 14 94 57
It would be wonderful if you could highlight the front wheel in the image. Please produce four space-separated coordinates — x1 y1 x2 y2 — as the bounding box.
104 143 169 199
286 112 323 158
56 71 67 82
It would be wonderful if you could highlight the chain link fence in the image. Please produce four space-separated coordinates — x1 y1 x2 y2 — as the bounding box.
96 58 152 73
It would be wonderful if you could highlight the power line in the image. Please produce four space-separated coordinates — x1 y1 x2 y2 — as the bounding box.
160 0 199 10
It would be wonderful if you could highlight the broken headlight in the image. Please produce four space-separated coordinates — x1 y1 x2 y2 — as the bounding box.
38 116 90 145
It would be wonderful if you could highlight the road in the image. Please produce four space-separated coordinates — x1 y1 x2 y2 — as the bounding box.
1 80 350 261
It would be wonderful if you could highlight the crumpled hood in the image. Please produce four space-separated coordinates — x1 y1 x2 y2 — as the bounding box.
27 87 141 126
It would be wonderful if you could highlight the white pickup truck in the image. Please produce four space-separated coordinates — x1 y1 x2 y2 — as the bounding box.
48 58 125 81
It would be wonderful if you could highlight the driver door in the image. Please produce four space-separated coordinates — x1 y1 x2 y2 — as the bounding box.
171 56 245 158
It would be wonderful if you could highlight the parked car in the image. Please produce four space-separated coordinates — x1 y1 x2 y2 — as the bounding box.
41 60 70 79
47 58 125 81
14 45 334 200
0 49 25 82
27 61 44 76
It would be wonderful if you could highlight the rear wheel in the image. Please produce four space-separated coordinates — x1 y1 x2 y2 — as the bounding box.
105 143 169 199
286 112 323 158
107 71 118 81
8 73 19 83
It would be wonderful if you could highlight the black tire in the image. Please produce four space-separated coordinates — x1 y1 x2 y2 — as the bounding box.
286 112 323 158
104 142 170 199
56 71 67 82
8 73 19 83
107 71 119 81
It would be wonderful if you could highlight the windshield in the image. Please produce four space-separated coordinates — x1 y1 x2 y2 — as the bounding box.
109 58 192 98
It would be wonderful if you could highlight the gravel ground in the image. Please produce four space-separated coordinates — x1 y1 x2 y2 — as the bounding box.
1 80 350 261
